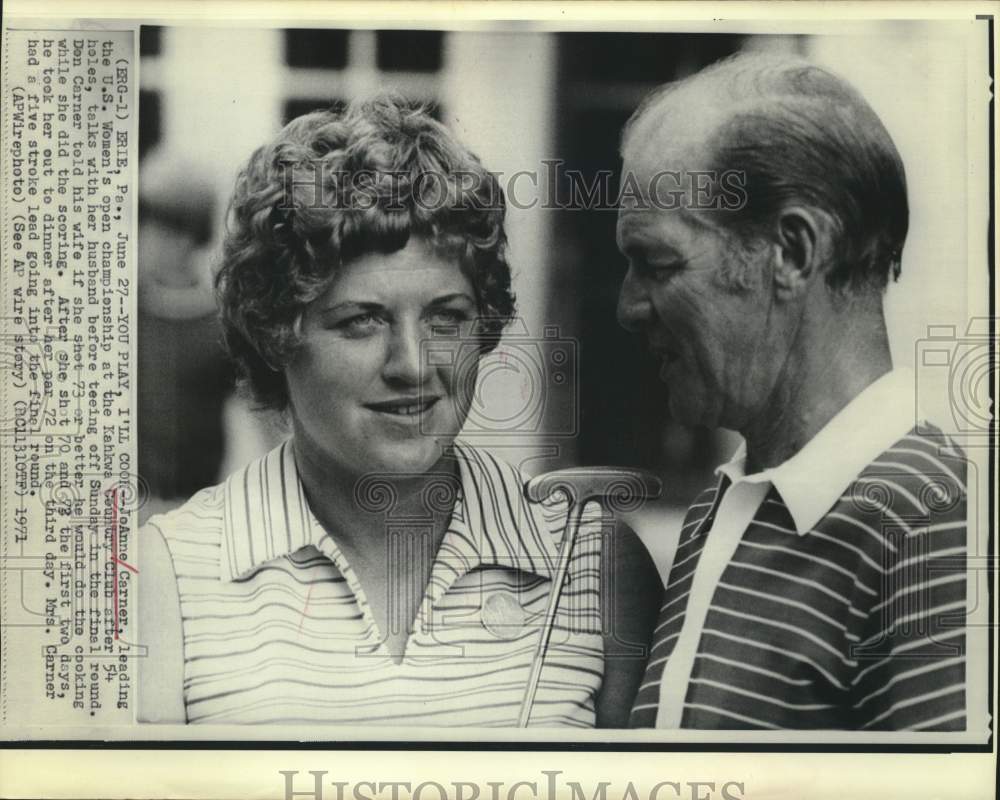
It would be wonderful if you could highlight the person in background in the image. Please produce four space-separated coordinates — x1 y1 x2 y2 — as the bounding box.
137 151 233 516
139 96 660 727
616 53 967 730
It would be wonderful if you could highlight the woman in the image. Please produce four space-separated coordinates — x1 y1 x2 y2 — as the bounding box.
139 96 660 727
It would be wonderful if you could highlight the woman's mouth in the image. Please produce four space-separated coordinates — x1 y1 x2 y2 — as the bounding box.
365 397 440 419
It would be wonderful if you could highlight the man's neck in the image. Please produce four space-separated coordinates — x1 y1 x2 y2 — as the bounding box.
741 306 893 473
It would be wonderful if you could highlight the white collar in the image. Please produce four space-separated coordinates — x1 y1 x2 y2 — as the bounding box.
716 367 919 534
219 440 559 582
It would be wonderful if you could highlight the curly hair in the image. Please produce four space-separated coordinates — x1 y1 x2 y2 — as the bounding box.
216 95 516 410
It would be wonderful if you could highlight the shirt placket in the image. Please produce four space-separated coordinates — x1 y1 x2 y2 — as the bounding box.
657 478 772 727
311 530 387 660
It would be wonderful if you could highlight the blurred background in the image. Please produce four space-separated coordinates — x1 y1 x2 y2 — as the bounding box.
137 24 977 579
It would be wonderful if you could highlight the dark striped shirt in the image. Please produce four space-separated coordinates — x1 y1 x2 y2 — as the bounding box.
631 408 967 730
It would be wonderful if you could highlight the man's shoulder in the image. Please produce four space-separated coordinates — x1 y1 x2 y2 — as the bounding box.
855 422 968 500
823 422 967 534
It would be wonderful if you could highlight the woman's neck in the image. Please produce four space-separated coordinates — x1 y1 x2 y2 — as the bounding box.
290 433 459 662
290 433 457 566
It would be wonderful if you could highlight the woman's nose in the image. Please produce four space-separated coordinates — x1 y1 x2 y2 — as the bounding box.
382 322 427 386
616 267 653 333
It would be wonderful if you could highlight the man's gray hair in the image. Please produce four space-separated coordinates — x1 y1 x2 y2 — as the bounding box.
622 52 908 292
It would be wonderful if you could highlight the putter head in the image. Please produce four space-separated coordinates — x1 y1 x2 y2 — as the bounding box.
524 467 663 513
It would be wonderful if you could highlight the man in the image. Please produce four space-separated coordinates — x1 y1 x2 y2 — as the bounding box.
616 53 967 730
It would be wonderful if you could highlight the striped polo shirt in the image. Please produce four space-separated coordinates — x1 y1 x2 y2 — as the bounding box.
630 370 967 730
147 441 606 726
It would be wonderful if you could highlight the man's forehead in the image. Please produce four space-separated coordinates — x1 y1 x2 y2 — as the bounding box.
617 105 728 246
616 182 718 254
623 92 723 171
616 201 691 251
624 132 703 181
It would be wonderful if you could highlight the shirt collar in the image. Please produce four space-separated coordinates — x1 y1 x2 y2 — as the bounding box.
715 367 918 535
447 442 560 580
220 439 558 582
219 440 324 581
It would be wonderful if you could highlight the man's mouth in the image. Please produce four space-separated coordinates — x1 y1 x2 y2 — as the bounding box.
651 344 680 366
649 344 682 383
365 397 440 418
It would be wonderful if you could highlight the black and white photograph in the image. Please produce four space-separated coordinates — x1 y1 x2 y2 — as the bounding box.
0 3 996 799
130 21 991 737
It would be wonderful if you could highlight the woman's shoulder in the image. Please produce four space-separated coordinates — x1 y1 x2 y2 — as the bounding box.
452 442 611 554
460 444 660 587
143 482 226 540
457 444 609 521
137 505 188 723
144 439 292 536
452 441 526 482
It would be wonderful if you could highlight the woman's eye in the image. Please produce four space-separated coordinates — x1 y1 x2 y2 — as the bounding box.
339 312 384 336
428 308 469 326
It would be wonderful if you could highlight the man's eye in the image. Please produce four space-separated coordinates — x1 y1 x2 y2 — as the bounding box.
651 260 686 278
630 256 683 276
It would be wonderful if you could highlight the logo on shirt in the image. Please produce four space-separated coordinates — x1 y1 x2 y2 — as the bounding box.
481 590 526 640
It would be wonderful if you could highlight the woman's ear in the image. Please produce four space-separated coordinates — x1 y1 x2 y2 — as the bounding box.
771 206 829 301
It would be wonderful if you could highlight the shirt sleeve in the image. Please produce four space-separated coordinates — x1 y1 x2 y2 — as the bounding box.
849 464 967 731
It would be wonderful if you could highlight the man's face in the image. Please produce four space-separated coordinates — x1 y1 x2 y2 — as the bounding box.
615 140 786 432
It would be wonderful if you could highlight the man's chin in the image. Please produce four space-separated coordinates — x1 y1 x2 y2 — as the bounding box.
667 393 713 430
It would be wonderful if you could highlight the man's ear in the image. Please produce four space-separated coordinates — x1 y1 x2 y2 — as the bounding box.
771 206 828 301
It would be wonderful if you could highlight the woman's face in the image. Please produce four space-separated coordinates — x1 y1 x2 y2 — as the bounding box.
285 238 479 481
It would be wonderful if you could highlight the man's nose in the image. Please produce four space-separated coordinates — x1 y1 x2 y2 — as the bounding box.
616 267 652 333
382 321 427 386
